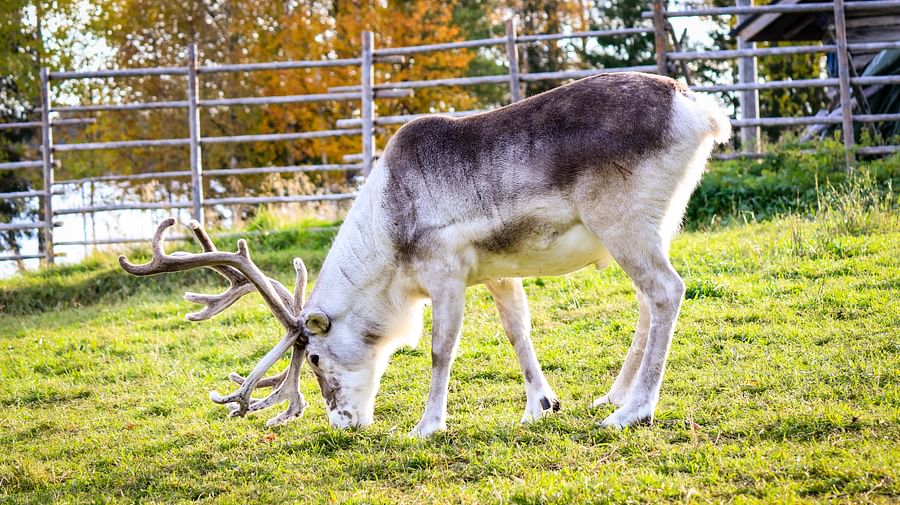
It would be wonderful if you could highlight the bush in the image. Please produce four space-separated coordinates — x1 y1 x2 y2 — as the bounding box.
687 139 900 229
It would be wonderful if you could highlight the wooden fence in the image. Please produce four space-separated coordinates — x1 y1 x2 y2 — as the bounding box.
1 0 899 266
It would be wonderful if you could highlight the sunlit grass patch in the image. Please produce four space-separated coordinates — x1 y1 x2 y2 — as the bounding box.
1 186 898 503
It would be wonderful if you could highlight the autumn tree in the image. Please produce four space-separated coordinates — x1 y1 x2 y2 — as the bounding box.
329 0 479 152
72 0 481 223
0 0 79 264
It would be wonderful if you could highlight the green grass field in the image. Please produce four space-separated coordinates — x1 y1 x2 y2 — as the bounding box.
2 186 899 503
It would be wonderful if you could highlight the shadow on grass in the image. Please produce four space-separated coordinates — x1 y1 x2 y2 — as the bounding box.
0 388 92 407
0 264 214 316
739 414 866 442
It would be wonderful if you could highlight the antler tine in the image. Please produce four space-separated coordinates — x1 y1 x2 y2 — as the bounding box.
209 329 299 414
183 284 256 322
183 220 256 322
119 217 177 275
189 220 294 304
246 343 308 427
183 220 296 321
151 217 174 259
292 258 308 316
228 369 287 388
188 219 246 286
119 219 298 330
271 281 295 316
231 239 298 330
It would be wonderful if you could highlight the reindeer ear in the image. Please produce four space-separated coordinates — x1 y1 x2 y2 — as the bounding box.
304 310 331 335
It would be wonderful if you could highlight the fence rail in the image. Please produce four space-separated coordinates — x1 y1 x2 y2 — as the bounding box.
2 0 899 266
0 221 57 232
0 160 43 170
640 0 900 18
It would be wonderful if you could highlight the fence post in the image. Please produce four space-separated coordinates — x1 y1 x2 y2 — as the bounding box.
361 31 375 176
832 0 855 171
505 18 522 102
187 43 204 224
39 67 54 265
652 0 668 76
737 0 761 154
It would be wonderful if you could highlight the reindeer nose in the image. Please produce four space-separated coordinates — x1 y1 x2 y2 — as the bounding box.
308 354 320 366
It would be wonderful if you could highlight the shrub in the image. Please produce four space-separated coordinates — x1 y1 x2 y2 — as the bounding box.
687 139 899 229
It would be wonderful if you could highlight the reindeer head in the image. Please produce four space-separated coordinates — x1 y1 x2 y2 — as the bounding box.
298 305 390 429
120 218 318 427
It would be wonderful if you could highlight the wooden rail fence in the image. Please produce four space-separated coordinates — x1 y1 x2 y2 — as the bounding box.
1 0 898 266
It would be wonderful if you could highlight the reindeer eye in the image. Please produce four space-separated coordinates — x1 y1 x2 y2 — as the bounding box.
308 354 320 367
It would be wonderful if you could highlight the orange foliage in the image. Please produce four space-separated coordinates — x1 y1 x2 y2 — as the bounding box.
82 0 478 197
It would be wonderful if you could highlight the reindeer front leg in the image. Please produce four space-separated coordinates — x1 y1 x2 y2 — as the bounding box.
411 278 466 438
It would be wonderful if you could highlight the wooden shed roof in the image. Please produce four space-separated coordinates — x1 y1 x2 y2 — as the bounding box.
734 0 900 43
733 0 900 69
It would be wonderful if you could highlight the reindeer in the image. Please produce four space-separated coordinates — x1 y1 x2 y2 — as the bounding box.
121 72 730 437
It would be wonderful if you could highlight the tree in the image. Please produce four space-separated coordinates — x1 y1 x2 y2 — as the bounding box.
329 0 479 151
451 0 508 106
0 0 44 267
75 0 480 224
582 0 656 69
758 46 829 141
501 0 585 96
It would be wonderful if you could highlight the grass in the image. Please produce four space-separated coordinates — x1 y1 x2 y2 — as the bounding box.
1 180 899 503
686 138 899 229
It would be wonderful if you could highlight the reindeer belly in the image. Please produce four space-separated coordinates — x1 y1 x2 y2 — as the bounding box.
470 223 611 282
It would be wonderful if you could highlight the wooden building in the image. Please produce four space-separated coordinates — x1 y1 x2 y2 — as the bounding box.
734 0 900 70
733 0 900 140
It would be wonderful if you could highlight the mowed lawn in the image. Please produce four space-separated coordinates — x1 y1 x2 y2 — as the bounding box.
1 211 898 503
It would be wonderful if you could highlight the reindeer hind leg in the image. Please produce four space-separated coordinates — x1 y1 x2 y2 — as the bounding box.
591 287 650 409
485 278 559 423
593 228 684 428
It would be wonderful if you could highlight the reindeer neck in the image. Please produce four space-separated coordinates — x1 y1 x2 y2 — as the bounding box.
308 167 424 343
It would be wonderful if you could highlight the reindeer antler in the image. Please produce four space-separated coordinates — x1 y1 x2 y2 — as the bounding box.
224 258 310 425
119 218 297 330
119 218 311 423
180 220 296 322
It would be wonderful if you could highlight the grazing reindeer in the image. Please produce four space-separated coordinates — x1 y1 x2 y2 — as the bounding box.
121 72 730 437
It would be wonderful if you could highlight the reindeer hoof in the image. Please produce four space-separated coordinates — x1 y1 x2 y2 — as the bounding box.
541 396 561 412
600 403 654 429
521 395 560 423
590 393 624 409
409 419 446 438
